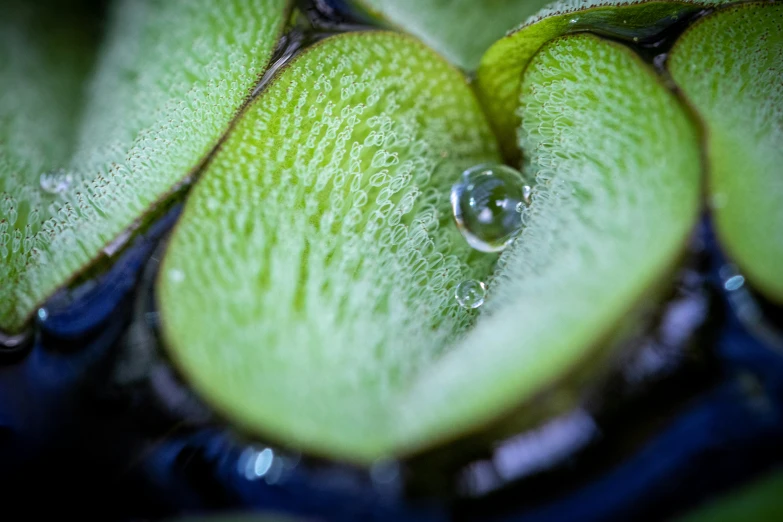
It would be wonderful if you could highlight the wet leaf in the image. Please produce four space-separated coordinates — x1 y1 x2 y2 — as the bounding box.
669 2 783 303
0 0 289 332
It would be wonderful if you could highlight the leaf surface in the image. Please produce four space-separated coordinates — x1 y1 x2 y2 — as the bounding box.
0 0 289 332
669 2 783 302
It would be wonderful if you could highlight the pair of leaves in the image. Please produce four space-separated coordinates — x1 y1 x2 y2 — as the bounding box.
479 0 782 305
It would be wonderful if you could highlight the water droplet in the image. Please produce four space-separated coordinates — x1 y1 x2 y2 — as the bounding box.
37 307 49 322
451 164 532 252
239 447 277 481
252 448 274 477
39 170 72 195
168 269 185 283
455 280 486 309
724 274 745 292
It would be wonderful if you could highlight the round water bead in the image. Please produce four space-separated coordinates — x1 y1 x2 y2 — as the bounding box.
451 164 532 253
455 279 487 309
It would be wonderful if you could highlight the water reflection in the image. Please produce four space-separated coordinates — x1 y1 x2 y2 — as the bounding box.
238 446 301 486
460 410 598 496
719 264 783 352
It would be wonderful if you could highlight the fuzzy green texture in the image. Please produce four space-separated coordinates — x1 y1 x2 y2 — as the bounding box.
476 0 729 161
669 3 783 303
0 0 288 332
357 0 552 70
159 31 700 461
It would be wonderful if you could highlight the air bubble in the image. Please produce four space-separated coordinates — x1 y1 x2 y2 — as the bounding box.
451 164 533 253
39 170 73 195
455 279 486 309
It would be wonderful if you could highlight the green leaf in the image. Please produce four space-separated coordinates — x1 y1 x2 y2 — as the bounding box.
476 0 728 161
159 30 700 462
668 2 783 303
396 33 701 451
0 1 100 329
158 31 501 462
674 470 783 522
356 0 553 70
0 0 289 333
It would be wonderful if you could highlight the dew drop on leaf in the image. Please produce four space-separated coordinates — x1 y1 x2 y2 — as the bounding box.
455 279 487 309
451 163 532 253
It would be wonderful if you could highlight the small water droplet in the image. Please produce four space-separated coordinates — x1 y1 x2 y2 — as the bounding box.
724 274 745 292
456 280 486 309
451 164 533 252
569 17 580 24
252 448 274 478
39 170 72 195
168 269 185 283
37 307 49 322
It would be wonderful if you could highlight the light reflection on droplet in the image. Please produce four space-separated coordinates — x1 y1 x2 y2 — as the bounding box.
455 279 486 310
36 307 49 322
451 164 533 253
